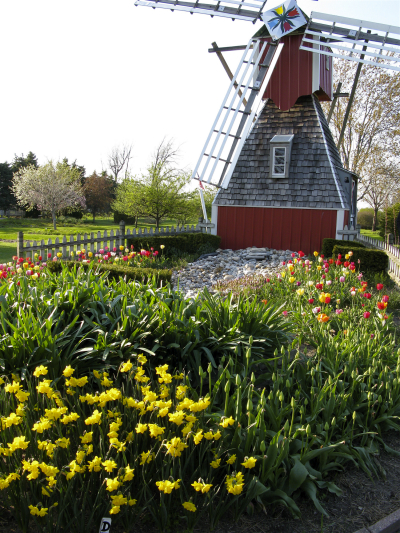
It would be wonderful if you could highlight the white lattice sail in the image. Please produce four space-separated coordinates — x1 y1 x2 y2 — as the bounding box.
134 0 268 22
300 12 400 72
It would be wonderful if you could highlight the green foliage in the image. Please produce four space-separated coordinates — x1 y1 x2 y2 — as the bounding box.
321 238 365 258
357 208 376 230
127 233 221 257
332 245 388 272
113 211 137 225
378 203 400 240
46 261 172 285
0 162 15 211
0 265 286 382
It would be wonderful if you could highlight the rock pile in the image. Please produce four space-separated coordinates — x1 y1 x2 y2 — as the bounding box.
171 247 296 298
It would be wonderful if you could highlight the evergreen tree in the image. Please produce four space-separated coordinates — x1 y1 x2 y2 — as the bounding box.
0 162 15 210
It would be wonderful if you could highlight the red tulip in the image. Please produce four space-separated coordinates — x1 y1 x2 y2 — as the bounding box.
298 251 305 257
377 302 387 310
382 295 389 303
377 284 384 291
363 311 371 319
363 293 372 299
308 298 314 304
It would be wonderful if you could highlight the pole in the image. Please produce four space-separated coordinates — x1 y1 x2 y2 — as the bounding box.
337 31 371 150
327 81 342 125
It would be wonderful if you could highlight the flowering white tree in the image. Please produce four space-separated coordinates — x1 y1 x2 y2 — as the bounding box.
12 161 86 230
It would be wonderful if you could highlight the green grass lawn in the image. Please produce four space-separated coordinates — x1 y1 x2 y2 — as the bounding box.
360 229 384 241
0 216 199 262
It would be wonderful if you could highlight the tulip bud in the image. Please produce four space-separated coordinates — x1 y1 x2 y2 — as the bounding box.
306 424 312 436
236 374 241 386
284 420 290 433
324 422 329 431
291 397 295 408
331 417 336 427
260 440 266 453
352 411 356 421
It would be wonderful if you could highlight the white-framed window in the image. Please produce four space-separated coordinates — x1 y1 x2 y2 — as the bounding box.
272 147 286 177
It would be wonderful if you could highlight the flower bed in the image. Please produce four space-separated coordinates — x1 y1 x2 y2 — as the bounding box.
1 247 400 532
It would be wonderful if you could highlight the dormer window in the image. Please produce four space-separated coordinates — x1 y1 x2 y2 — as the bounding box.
272 147 286 176
270 135 294 178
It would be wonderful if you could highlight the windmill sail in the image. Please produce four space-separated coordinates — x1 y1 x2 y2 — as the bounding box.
299 12 400 72
192 38 284 189
134 0 268 23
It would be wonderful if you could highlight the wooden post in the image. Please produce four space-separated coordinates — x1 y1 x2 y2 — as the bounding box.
387 233 394 245
337 32 371 150
119 220 125 249
17 231 23 258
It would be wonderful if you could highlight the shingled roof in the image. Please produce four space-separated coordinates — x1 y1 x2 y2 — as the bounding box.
214 95 349 210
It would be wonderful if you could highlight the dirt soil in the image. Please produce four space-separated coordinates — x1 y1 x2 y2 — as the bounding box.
2 432 400 533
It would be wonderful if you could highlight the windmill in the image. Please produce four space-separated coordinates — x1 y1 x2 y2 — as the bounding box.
134 0 400 252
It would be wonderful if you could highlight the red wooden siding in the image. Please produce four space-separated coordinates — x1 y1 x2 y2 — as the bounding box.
261 35 333 110
217 206 337 254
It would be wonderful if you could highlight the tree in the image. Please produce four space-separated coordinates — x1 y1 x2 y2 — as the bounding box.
112 177 143 227
0 162 15 211
108 144 133 182
84 172 114 221
357 208 375 230
11 151 39 173
322 56 400 230
137 139 192 229
12 161 86 230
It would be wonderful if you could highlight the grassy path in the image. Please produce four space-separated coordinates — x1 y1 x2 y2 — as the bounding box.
0 217 197 262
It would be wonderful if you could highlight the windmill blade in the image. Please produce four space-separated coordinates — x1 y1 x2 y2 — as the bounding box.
299 12 400 72
134 0 268 22
192 38 284 189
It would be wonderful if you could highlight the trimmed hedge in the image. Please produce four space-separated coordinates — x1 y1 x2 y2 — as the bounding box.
322 238 365 258
46 261 172 285
127 233 221 257
332 245 388 273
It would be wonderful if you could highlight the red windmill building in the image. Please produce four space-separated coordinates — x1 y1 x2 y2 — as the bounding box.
134 0 400 253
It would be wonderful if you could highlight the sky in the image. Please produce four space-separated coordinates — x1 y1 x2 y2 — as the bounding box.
0 0 399 179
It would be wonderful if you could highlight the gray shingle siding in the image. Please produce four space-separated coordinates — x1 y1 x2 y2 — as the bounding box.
214 95 349 210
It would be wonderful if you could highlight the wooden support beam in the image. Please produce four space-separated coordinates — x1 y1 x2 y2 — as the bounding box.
211 42 248 108
327 81 342 125
337 31 371 150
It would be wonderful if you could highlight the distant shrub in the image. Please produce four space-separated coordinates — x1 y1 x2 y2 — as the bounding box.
127 233 221 257
357 208 375 230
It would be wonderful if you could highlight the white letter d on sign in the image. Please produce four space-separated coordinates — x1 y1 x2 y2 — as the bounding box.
99 518 112 532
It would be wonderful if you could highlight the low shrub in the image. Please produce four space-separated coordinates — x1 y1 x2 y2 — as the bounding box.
113 212 137 225
321 238 365 258
332 245 388 273
127 233 221 257
46 261 172 284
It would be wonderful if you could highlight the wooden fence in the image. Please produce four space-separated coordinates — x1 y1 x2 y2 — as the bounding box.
16 219 215 259
356 232 400 285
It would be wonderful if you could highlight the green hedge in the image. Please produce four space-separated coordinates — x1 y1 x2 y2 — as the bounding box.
46 261 172 285
332 245 388 273
127 233 221 257
322 238 365 258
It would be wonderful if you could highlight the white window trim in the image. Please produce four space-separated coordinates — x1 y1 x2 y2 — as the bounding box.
271 146 286 178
